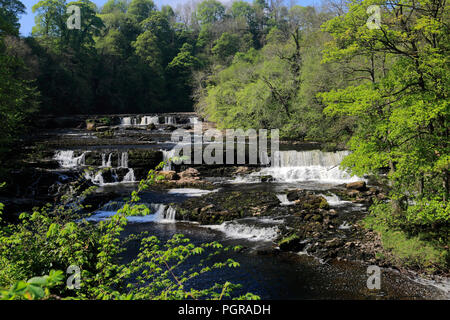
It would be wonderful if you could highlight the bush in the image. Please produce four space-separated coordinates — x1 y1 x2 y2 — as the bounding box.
0 163 259 300
364 202 448 274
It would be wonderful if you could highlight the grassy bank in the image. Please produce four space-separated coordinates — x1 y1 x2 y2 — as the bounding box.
363 202 449 275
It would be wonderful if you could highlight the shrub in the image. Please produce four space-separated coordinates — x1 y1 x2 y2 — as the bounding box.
0 163 259 300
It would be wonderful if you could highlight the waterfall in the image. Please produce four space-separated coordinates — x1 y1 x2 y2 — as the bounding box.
83 151 135 186
189 117 198 124
123 168 135 182
120 117 131 125
86 203 176 223
259 151 270 166
84 170 105 185
205 218 279 241
118 152 128 168
161 149 176 171
140 116 159 125
231 149 362 184
165 116 175 125
163 206 177 221
101 153 113 167
276 194 295 206
54 150 86 168
121 116 138 126
258 150 361 183
319 193 351 206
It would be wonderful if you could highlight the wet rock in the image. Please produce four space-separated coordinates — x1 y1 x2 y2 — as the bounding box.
201 204 214 212
324 238 343 248
146 123 156 131
166 125 177 131
127 150 163 176
278 234 304 252
328 209 338 216
96 126 111 132
347 189 361 197
234 166 250 174
158 171 179 180
179 167 200 179
261 175 274 182
176 190 280 224
346 181 367 191
287 189 329 211
86 122 96 131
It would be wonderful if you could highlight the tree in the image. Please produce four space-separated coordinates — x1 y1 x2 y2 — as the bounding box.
0 0 39 175
211 32 241 63
0 0 25 36
319 0 449 209
128 0 155 23
196 0 225 25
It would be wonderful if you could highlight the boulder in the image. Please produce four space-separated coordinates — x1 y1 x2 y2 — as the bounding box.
86 122 96 131
158 171 179 180
324 238 343 248
234 166 249 174
278 234 304 252
261 175 274 182
95 126 111 132
346 181 367 191
179 167 199 179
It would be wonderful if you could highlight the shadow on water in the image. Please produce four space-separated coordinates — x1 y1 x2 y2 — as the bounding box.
117 220 446 300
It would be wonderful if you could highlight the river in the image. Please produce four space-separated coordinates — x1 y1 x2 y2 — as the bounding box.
22 113 450 299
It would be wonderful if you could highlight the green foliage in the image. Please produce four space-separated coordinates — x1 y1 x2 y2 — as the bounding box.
364 202 448 273
406 199 449 226
211 32 241 63
0 270 64 300
319 0 449 204
0 163 260 300
196 6 348 142
0 0 25 36
0 0 39 176
196 0 225 25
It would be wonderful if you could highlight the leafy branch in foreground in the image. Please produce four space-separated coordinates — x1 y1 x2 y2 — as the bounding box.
0 161 259 300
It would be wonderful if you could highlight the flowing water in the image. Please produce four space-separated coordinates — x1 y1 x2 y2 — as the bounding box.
42 113 449 299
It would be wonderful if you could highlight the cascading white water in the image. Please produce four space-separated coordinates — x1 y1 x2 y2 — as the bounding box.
140 116 159 125
189 117 198 124
161 149 176 171
165 116 175 125
54 150 86 168
206 218 279 241
122 168 135 182
121 117 131 125
319 193 351 206
86 203 176 223
121 116 139 126
276 194 295 206
101 153 113 167
119 152 128 168
258 150 361 184
163 206 177 221
167 188 219 197
84 151 135 186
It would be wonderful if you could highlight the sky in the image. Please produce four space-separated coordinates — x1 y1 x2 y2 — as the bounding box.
19 0 318 36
